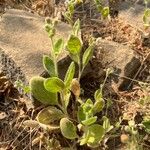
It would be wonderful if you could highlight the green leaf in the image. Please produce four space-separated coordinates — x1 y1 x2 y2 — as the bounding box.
92 100 104 114
94 89 103 102
66 35 82 55
69 53 80 64
82 45 94 68
82 116 97 126
30 76 58 105
64 91 71 109
43 55 55 77
77 106 86 123
64 62 75 89
54 38 64 55
60 118 77 139
142 120 150 133
73 19 80 36
37 106 64 125
44 77 65 93
80 124 105 147
101 7 109 19
87 124 104 146
103 116 113 133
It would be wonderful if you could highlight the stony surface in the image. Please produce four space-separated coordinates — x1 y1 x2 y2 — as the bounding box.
119 1 150 31
0 9 71 82
95 39 141 90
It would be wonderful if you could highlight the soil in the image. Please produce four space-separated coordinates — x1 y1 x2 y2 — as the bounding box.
0 0 150 150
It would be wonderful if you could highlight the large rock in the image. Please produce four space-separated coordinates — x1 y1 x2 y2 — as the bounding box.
119 1 150 31
95 39 141 90
0 9 71 82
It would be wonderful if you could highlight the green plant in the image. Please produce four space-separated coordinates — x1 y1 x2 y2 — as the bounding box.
29 18 113 148
64 0 83 26
94 0 110 19
123 120 143 150
143 0 150 27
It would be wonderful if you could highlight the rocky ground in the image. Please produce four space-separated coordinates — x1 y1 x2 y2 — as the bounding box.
0 0 150 150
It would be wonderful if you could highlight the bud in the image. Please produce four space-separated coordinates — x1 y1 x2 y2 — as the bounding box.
71 78 80 97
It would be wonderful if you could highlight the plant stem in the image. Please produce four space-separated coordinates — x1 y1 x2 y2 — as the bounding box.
78 55 82 81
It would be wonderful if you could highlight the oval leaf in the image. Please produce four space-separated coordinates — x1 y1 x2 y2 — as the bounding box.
92 100 105 114
54 38 64 55
101 7 109 19
64 62 75 89
82 45 94 68
44 77 65 93
82 116 97 126
66 35 82 55
60 118 77 139
37 106 64 125
43 55 55 77
30 76 58 105
73 19 80 36
87 124 105 146
94 89 103 102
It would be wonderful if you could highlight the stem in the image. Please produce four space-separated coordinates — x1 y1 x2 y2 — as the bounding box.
78 55 82 81
60 91 68 116
50 37 58 77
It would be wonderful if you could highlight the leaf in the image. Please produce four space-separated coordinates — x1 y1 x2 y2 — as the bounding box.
64 91 71 109
66 35 82 55
64 62 75 89
102 116 113 133
82 116 97 126
92 100 105 114
101 7 109 19
73 19 80 36
37 106 64 124
54 38 64 55
30 76 58 105
94 89 103 102
69 53 80 64
77 106 86 123
87 124 104 146
82 45 94 68
60 118 77 139
44 77 65 93
43 55 55 77
142 120 150 133
80 124 104 147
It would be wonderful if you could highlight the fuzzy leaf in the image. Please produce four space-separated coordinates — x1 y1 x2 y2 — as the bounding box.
87 124 104 146
60 118 77 139
43 55 55 77
30 76 58 105
77 106 86 123
82 116 97 126
94 89 103 102
44 77 65 93
37 106 64 125
64 62 75 89
103 116 113 133
73 19 80 36
92 100 105 114
66 35 82 55
82 45 93 68
54 38 64 55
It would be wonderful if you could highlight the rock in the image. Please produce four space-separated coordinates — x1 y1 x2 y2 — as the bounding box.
95 39 141 90
0 9 71 82
119 1 150 31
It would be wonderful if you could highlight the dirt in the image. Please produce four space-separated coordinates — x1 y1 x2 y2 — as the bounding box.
0 0 150 150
